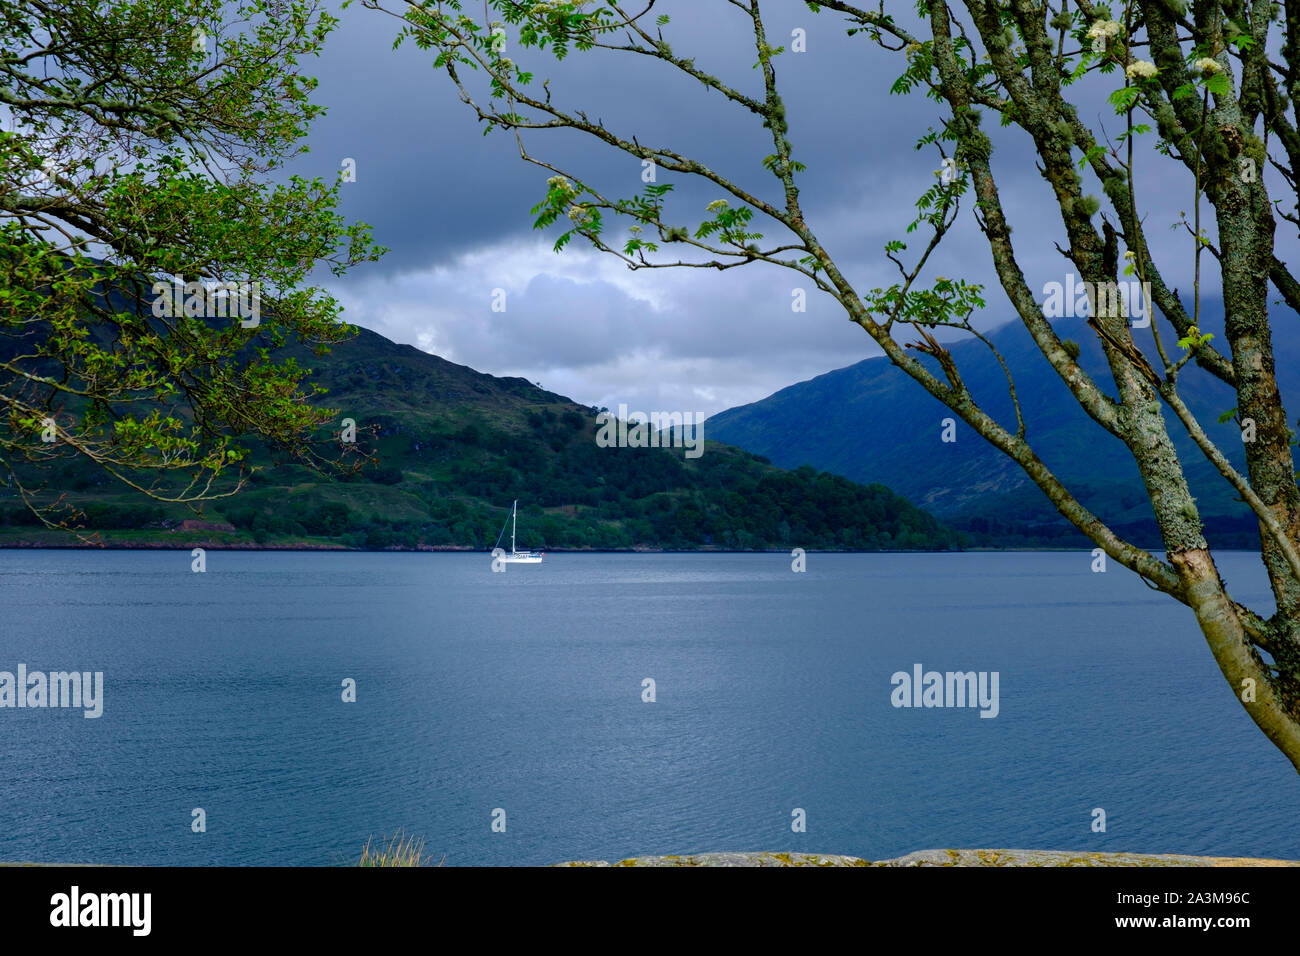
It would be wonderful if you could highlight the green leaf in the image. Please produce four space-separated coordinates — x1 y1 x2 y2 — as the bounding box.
1108 86 1140 113
1204 72 1231 96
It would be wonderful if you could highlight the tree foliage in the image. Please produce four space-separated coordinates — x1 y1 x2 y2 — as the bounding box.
0 0 384 534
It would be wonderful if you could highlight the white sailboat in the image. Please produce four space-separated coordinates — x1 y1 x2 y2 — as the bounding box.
495 499 544 564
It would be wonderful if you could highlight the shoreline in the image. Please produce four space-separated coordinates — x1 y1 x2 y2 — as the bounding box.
0 542 1128 554
0 538 1175 555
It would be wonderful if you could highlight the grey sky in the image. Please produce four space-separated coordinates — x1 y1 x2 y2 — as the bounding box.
287 1 1296 418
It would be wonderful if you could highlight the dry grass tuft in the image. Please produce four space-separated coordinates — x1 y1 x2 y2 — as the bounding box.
357 831 442 867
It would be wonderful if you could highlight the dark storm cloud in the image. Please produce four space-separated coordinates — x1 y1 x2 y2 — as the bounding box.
297 1 945 271
287 1 1296 415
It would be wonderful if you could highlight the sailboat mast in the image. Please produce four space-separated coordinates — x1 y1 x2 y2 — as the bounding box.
512 499 517 553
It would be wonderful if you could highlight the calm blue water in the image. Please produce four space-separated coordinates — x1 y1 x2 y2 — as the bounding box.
0 549 1297 866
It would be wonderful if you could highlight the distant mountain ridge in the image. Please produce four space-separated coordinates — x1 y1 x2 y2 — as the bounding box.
708 306 1298 547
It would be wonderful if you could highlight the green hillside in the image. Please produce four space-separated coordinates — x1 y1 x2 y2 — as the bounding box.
0 322 960 552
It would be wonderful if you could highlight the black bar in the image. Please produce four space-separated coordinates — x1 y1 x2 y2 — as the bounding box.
1 863 1296 942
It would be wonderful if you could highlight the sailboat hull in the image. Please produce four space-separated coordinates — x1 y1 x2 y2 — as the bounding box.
502 553 543 564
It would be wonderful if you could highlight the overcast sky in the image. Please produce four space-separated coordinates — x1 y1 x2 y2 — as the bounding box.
284 0 1295 418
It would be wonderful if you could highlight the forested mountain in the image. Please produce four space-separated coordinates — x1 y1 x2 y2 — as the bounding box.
709 306 1294 548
